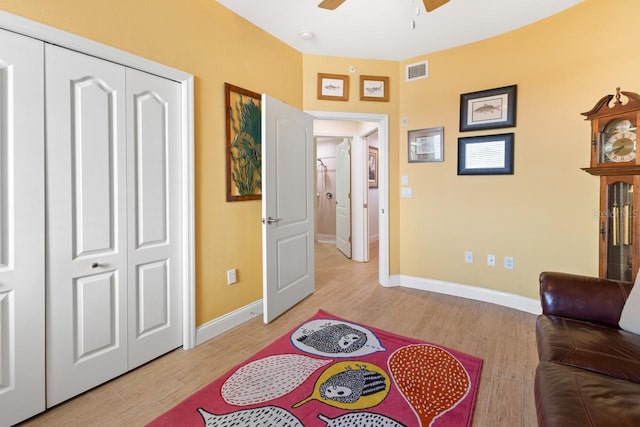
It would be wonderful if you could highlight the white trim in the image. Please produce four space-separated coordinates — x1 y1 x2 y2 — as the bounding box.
196 301 263 346
307 111 389 287
389 274 542 314
0 11 196 349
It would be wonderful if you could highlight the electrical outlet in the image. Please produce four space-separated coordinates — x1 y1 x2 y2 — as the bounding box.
487 254 496 267
504 256 514 270
464 251 474 264
227 269 237 285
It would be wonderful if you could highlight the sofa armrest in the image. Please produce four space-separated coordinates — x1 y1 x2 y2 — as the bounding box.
539 271 633 328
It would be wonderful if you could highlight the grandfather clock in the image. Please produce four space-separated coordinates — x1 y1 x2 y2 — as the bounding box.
582 88 640 281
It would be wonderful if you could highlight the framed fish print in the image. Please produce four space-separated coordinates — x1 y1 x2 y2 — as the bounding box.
360 75 389 102
459 85 517 132
317 73 349 101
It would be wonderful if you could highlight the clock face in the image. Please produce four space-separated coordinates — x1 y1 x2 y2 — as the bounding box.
601 119 637 163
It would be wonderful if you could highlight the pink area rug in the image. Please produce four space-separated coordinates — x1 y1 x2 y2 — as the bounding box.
148 309 482 426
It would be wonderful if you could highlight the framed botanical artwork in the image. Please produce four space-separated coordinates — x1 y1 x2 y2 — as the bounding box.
368 146 379 188
225 82 262 201
317 73 349 101
360 75 389 102
458 133 514 175
459 84 517 132
408 127 444 162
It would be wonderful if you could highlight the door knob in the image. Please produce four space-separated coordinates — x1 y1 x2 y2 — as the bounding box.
91 262 101 269
262 217 282 224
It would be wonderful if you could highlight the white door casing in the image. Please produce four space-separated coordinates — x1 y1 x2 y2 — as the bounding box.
336 138 352 258
262 95 315 323
126 68 182 369
0 28 45 427
307 111 389 287
45 44 129 407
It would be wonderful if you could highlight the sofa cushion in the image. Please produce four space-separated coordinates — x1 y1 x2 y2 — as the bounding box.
536 315 640 383
535 362 640 427
620 274 640 334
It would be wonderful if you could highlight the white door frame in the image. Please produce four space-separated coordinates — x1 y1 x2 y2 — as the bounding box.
0 11 197 349
307 111 389 286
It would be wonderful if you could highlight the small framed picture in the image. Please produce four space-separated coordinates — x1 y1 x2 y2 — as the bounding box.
408 127 444 162
317 73 349 101
460 84 517 132
360 75 389 102
368 146 378 188
458 133 514 175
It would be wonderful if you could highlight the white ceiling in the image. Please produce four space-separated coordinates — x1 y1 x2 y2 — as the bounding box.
216 0 583 61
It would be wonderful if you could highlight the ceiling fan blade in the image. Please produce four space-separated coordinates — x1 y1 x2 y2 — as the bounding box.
318 0 346 10
423 0 449 12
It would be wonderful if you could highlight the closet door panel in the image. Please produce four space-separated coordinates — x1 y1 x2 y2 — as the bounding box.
45 44 128 407
126 68 182 369
0 28 45 427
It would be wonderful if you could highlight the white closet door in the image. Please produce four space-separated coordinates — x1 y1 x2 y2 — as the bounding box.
0 29 45 426
126 68 182 369
45 44 128 407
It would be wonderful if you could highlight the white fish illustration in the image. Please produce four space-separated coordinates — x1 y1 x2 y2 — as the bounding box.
198 406 303 427
318 412 405 427
222 354 331 405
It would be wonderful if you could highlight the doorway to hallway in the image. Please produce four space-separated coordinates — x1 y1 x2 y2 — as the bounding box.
309 111 389 287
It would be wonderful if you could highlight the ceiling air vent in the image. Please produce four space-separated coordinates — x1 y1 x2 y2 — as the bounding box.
406 60 428 82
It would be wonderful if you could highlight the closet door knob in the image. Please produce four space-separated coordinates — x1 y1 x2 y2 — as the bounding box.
91 262 101 269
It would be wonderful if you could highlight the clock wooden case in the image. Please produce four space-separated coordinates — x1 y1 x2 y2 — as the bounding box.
582 88 640 281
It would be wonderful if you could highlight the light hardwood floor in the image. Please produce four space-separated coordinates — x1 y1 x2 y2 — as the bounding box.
20 242 538 426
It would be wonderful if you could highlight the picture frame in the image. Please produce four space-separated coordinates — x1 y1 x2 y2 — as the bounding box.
360 75 389 102
457 133 514 175
368 146 379 188
408 127 444 163
317 73 349 101
459 84 517 132
225 82 262 201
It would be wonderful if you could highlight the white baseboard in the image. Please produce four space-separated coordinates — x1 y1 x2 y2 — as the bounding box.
195 300 263 346
389 274 541 315
195 277 540 347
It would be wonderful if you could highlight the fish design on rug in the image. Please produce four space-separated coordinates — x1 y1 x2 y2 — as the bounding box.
294 361 390 410
318 412 406 427
388 344 471 426
291 319 386 357
197 406 303 427
221 354 331 406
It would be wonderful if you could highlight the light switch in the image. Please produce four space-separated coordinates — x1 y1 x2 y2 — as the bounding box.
401 187 413 198
401 175 409 185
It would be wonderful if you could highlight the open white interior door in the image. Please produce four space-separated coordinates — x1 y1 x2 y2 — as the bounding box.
336 138 352 258
262 95 315 323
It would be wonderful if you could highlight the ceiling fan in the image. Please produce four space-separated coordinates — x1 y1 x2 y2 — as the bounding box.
318 0 449 12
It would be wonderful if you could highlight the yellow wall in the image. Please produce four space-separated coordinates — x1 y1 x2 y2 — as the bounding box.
0 0 632 324
0 0 303 325
397 0 637 298
303 56 401 272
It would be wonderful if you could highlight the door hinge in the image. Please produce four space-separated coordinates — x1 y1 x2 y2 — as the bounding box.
348 236 351 243
363 203 368 208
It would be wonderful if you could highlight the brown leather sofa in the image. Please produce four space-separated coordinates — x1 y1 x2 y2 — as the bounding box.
534 272 640 427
